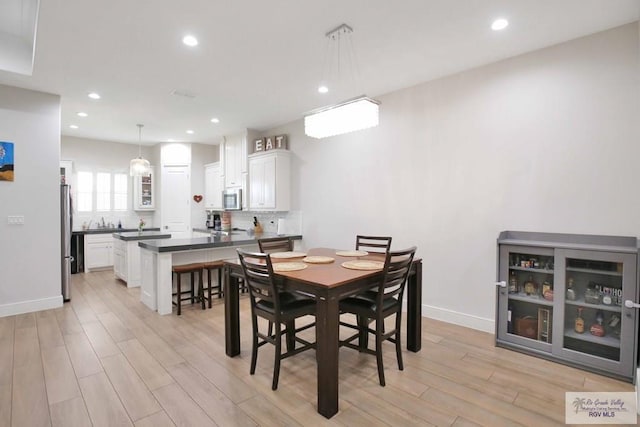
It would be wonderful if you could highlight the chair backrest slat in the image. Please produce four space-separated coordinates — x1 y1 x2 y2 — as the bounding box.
237 249 279 309
378 246 417 306
258 237 294 254
356 235 392 254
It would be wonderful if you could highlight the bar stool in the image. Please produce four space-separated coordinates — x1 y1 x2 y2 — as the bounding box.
202 260 224 308
172 262 205 315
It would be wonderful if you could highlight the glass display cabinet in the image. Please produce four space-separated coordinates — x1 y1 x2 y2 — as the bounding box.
133 167 155 210
496 231 639 382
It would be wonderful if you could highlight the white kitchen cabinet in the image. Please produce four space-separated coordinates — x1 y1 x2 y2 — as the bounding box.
113 239 143 287
223 137 245 188
248 150 290 211
113 238 126 280
85 234 114 271
133 167 155 210
204 162 223 209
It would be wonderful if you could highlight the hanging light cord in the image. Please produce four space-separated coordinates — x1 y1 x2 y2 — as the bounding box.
137 124 143 158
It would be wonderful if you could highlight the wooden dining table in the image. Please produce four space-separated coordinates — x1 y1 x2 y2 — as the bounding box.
223 247 423 419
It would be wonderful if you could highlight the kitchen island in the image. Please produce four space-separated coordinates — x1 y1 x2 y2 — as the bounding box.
138 231 302 314
112 231 171 287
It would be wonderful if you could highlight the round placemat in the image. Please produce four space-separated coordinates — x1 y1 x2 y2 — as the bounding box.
335 250 369 257
273 262 308 272
303 256 335 264
341 260 384 271
270 251 307 259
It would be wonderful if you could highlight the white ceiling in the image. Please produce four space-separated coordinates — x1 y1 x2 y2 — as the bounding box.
0 0 637 145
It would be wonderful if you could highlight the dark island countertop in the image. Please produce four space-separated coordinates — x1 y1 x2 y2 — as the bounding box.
138 232 302 253
73 227 160 235
113 231 172 241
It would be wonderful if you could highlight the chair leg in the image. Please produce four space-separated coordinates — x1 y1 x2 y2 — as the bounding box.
190 272 195 304
285 320 295 352
250 312 259 375
217 269 223 298
376 320 386 386
272 324 282 390
176 273 182 316
206 269 212 308
199 270 205 310
357 315 368 351
395 314 404 371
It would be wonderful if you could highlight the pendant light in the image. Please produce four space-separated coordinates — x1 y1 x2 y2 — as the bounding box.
129 124 151 176
304 23 380 139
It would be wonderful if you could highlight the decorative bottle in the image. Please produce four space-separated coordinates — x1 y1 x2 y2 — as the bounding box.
566 278 576 301
509 271 518 294
590 310 605 337
574 307 585 334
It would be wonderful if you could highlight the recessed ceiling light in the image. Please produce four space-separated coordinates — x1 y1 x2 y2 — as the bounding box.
182 35 198 47
77 112 88 117
210 117 220 124
186 129 194 134
69 124 79 129
88 92 101 100
491 18 509 31
318 85 329 94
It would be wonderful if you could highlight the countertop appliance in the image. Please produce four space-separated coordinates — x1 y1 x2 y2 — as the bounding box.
61 184 73 301
222 188 242 210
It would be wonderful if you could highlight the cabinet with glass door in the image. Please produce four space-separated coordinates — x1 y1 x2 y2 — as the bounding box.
496 231 639 382
133 167 155 210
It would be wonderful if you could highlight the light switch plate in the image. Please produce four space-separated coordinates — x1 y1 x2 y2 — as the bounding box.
7 215 24 225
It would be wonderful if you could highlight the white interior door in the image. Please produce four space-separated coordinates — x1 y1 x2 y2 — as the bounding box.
161 165 191 238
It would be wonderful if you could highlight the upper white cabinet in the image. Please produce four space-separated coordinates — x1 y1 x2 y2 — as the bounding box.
204 162 223 209
223 136 246 188
133 167 155 210
248 150 290 211
221 129 258 189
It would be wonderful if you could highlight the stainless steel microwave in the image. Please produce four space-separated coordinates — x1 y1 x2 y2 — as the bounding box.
222 188 242 210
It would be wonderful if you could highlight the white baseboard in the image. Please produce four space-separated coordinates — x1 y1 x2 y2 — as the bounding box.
0 295 63 318
421 303 494 333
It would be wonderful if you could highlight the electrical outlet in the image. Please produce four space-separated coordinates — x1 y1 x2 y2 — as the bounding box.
7 215 25 225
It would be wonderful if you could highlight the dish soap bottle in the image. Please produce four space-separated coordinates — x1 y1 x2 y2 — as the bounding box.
575 307 585 334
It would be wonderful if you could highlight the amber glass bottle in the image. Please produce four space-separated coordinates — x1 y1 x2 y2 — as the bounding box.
575 307 585 334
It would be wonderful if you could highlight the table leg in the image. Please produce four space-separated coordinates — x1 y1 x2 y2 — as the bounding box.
224 266 241 357
316 295 339 418
285 320 295 352
406 261 422 352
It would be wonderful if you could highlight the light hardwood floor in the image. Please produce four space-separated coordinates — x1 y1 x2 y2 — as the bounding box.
0 270 634 426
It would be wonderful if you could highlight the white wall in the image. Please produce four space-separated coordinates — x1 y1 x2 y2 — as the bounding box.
0 84 62 316
267 23 640 332
190 143 217 228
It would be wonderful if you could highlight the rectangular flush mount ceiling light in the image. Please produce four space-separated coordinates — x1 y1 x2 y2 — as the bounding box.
304 96 380 139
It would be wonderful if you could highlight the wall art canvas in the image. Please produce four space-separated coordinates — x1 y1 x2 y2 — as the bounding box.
0 141 14 182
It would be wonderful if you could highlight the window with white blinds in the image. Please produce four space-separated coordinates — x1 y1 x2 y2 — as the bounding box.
76 171 128 212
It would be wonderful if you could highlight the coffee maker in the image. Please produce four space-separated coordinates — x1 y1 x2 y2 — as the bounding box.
206 210 221 230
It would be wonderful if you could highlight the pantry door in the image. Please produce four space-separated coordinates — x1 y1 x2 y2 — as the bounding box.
161 164 191 239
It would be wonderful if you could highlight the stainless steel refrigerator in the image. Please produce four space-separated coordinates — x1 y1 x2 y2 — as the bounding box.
61 184 72 301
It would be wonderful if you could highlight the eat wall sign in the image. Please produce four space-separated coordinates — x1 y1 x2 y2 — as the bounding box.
254 135 287 153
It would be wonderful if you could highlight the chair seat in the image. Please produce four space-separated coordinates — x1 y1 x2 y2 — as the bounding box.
340 295 399 315
203 260 224 269
172 262 204 273
256 292 316 318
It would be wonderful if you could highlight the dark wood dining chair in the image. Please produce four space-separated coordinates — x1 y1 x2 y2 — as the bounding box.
237 248 316 390
339 246 417 386
355 235 392 254
258 236 294 253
